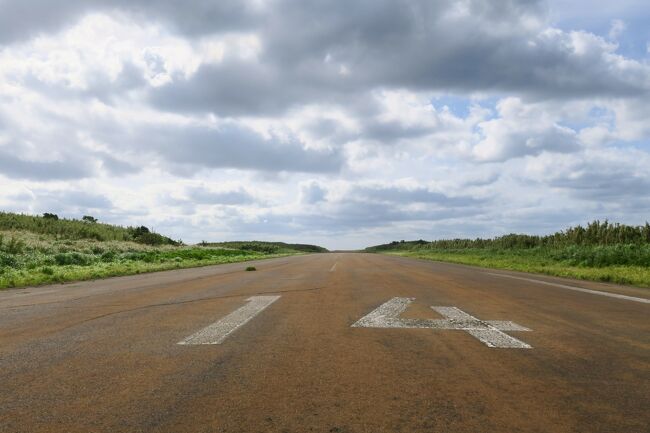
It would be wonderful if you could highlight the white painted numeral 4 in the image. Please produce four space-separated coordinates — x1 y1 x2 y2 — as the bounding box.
352 297 532 349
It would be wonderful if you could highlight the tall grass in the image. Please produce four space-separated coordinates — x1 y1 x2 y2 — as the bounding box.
366 221 650 287
368 221 650 252
0 212 179 245
0 212 325 289
0 230 293 289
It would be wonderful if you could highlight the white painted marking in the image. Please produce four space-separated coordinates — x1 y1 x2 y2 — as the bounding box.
487 273 650 304
178 295 280 345
352 297 532 349
329 262 338 272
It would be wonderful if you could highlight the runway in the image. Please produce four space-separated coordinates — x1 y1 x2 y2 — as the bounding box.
1 253 648 432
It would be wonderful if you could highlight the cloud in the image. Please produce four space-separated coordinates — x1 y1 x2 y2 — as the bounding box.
300 181 327 204
473 98 582 161
608 19 626 40
525 149 650 201
129 123 344 174
148 61 322 117
24 189 114 216
0 148 93 180
97 153 140 176
185 186 255 205
144 0 650 119
0 0 259 44
0 1 649 249
351 184 482 206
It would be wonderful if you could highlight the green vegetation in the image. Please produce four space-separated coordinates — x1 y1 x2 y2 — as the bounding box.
200 240 328 254
366 221 650 288
245 266 257 271
0 212 324 290
0 212 179 245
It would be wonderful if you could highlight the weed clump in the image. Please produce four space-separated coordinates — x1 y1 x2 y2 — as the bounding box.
40 267 54 275
245 266 257 271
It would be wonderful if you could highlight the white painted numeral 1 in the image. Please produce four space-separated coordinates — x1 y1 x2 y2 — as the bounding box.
178 295 280 345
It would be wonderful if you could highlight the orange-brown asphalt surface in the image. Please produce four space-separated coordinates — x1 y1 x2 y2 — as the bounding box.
1 253 648 433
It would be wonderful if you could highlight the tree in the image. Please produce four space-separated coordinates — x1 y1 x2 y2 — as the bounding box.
43 213 58 220
82 215 98 223
131 226 150 237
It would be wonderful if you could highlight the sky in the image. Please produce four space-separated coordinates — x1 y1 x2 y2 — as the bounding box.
0 0 649 250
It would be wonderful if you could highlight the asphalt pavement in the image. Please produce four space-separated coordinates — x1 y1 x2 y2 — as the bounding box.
1 253 648 432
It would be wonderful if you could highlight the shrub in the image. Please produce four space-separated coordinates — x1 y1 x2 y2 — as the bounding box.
245 266 256 271
0 236 25 254
54 252 94 266
100 251 117 262
0 252 17 267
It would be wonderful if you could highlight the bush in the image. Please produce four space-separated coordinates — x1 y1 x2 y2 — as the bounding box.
0 235 25 254
245 266 256 271
100 251 117 262
0 252 17 267
54 252 94 266
128 226 179 246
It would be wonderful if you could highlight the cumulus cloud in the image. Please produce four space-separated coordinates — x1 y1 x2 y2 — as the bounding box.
185 186 256 205
143 0 650 118
24 189 113 216
524 149 650 201
133 123 344 174
351 184 482 207
0 0 649 248
472 98 582 161
0 0 259 44
0 149 93 180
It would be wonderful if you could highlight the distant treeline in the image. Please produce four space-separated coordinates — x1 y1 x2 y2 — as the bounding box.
366 221 650 252
201 240 328 253
0 212 180 246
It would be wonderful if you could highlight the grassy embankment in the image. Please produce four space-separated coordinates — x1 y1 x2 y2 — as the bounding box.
366 221 650 288
0 212 325 289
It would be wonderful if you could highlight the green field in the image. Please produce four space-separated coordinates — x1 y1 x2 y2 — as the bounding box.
0 213 326 289
366 221 650 288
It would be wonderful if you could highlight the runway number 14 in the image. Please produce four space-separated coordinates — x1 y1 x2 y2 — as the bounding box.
177 295 532 349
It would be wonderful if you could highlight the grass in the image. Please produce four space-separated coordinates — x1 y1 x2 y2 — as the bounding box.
366 221 650 288
0 212 327 289
0 229 294 289
201 240 328 253
386 249 650 288
0 211 179 245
